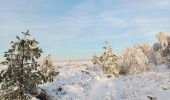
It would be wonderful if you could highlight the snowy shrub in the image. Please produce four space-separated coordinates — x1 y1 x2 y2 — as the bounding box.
92 42 119 77
0 30 57 100
120 44 151 74
41 54 59 82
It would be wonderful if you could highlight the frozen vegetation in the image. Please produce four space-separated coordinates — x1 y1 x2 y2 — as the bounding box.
39 32 170 100
40 60 170 100
1 31 170 100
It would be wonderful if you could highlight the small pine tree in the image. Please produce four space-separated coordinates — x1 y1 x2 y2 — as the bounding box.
92 42 119 77
0 30 56 99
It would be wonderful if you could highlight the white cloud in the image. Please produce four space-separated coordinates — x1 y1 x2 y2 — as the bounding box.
0 0 170 42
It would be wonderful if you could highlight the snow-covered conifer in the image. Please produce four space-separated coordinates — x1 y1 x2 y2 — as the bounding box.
92 42 119 76
0 30 57 99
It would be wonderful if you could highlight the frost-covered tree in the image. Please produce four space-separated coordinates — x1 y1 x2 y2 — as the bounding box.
139 42 157 65
156 32 168 50
92 42 119 76
166 36 170 68
0 30 57 99
153 32 170 65
120 45 151 74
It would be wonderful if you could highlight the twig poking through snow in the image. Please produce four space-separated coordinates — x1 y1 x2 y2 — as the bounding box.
81 70 94 79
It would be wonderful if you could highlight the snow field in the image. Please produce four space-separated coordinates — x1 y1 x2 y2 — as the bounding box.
40 60 170 100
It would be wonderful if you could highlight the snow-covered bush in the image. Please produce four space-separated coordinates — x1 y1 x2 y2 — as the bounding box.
119 44 151 74
92 42 119 77
41 54 59 82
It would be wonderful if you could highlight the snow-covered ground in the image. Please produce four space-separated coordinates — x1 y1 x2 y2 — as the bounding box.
40 60 170 100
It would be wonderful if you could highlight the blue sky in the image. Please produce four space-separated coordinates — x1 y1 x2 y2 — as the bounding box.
0 0 170 61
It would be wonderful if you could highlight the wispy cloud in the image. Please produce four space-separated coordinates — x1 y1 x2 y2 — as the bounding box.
0 0 170 60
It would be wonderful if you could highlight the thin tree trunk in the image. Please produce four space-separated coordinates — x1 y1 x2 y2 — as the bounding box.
19 40 25 99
